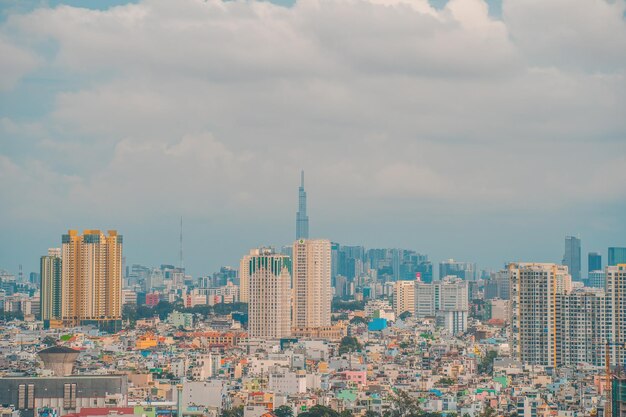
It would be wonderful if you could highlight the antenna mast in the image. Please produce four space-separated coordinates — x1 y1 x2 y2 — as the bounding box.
179 216 184 270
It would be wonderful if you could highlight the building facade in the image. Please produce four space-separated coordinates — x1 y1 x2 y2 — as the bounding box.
609 248 626 267
292 239 331 329
562 236 582 281
556 288 607 366
606 264 626 367
41 248 62 329
61 230 123 331
393 280 415 317
245 248 292 339
589 252 602 274
509 263 572 366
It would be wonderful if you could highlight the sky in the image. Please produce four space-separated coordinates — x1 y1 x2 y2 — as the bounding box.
1 0 625 277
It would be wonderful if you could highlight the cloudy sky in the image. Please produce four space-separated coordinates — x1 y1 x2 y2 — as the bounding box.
1 0 625 277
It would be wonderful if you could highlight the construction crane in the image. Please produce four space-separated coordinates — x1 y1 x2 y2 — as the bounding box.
605 339 625 417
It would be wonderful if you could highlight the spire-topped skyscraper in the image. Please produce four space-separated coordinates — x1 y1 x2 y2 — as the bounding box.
296 170 309 239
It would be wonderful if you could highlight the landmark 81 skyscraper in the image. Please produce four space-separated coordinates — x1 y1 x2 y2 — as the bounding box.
296 170 309 239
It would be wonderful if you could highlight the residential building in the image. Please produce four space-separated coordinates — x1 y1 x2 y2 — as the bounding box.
246 248 292 339
40 248 62 329
61 230 123 331
292 239 331 329
588 270 606 288
393 280 415 317
509 262 572 366
606 264 626 366
556 288 607 366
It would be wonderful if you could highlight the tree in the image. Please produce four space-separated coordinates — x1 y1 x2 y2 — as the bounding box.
299 405 341 417
478 351 498 374
399 311 412 320
350 316 368 325
41 336 58 347
274 406 294 417
339 336 362 354
221 406 244 417
332 299 365 312
365 411 381 417
384 390 421 417
478 406 496 417
439 377 455 386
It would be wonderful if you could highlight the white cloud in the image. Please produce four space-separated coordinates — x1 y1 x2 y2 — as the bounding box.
0 0 625 268
0 35 40 90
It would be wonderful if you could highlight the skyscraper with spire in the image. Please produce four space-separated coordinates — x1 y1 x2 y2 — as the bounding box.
296 170 309 239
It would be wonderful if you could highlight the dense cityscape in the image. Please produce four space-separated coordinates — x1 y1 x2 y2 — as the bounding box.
0 174 625 417
2 1 626 417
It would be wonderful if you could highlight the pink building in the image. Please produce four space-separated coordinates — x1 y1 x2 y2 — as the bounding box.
342 370 367 386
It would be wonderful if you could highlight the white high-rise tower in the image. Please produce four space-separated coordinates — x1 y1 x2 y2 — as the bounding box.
243 248 292 339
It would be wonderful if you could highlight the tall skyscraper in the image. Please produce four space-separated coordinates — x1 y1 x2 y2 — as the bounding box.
295 171 309 240
40 248 62 329
61 230 123 331
588 252 602 274
606 264 626 367
608 247 626 266
292 239 331 329
509 263 572 366
562 236 581 281
244 248 292 339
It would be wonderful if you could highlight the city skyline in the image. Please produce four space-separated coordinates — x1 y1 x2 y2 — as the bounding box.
1 176 623 279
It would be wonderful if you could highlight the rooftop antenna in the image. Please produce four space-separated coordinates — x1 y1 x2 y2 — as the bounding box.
179 216 184 270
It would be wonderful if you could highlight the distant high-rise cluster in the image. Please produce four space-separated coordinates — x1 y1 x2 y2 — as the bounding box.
394 276 469 335
439 259 476 281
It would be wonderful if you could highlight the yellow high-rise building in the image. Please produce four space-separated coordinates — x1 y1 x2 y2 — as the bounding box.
292 239 331 329
61 230 123 331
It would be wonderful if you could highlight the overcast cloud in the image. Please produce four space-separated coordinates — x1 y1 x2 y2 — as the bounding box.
1 0 625 276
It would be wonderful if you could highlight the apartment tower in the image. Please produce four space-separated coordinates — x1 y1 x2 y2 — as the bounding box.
606 264 626 367
393 280 415 317
61 230 123 331
40 248 62 329
244 248 292 339
292 239 331 328
509 262 572 366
